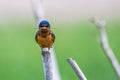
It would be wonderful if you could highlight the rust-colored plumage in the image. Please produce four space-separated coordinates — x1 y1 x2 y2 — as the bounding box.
35 20 55 49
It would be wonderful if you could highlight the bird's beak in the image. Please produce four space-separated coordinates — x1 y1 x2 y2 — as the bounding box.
41 27 47 30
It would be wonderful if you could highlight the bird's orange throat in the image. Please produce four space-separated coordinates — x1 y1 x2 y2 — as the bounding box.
39 28 50 37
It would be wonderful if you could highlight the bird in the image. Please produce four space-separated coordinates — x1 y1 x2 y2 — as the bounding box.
35 20 55 49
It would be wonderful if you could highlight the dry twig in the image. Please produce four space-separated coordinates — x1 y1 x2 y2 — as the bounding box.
31 0 45 23
90 17 120 78
67 58 87 80
42 49 53 80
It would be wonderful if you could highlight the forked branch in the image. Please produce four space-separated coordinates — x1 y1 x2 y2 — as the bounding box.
90 17 120 78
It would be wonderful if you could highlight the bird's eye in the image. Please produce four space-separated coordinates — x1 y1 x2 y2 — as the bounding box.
41 24 49 27
45 25 48 27
41 25 48 27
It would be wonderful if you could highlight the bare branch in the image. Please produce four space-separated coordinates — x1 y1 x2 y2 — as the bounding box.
49 48 61 80
42 48 61 80
31 0 45 24
42 49 53 80
90 17 120 78
67 58 87 80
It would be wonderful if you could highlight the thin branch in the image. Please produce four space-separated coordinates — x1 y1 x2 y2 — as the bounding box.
42 49 53 80
90 17 120 78
31 0 45 24
67 58 87 80
42 48 61 80
49 48 61 80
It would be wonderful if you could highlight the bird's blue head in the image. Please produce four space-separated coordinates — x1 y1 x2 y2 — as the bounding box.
39 20 50 28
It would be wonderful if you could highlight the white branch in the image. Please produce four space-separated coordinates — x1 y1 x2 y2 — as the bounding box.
31 0 45 24
49 48 61 80
42 49 53 80
67 58 87 80
90 17 120 78
42 48 61 80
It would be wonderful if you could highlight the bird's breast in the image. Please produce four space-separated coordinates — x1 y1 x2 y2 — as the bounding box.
37 34 54 48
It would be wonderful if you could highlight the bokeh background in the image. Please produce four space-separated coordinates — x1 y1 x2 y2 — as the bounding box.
0 0 120 80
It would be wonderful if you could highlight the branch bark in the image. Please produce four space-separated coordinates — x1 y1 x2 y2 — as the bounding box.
31 0 45 24
42 48 61 80
67 58 87 80
90 17 120 79
42 50 53 80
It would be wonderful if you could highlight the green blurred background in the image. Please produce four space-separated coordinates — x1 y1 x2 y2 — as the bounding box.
0 0 120 80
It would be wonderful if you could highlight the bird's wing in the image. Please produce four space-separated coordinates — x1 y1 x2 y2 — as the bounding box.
50 30 55 43
35 31 40 43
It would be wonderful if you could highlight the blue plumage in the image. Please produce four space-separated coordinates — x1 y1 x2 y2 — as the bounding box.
39 20 50 28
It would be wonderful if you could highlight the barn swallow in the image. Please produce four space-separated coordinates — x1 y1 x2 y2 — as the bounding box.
35 20 55 49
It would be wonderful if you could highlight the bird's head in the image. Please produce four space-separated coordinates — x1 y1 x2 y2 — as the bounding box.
38 20 50 34
39 20 50 29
